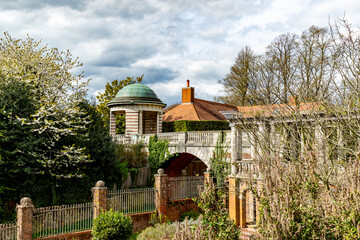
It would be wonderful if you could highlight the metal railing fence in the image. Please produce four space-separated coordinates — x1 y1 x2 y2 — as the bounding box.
169 176 204 200
108 188 155 214
32 202 93 238
0 222 16 240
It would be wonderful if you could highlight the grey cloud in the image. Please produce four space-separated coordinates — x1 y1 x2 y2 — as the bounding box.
0 0 88 11
141 67 179 84
89 0 158 19
89 42 159 68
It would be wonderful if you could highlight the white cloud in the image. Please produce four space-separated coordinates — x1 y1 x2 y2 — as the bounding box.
0 0 359 105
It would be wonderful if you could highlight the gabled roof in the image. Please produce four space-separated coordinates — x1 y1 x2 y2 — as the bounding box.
163 98 237 121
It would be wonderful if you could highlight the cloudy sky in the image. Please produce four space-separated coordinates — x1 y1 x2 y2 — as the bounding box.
0 0 359 105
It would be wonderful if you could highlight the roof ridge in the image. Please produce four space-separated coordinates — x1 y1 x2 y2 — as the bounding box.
194 101 223 120
191 103 201 120
194 98 236 109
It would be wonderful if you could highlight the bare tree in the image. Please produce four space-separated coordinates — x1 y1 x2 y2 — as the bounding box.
227 19 360 239
217 46 259 106
265 33 298 104
296 26 335 102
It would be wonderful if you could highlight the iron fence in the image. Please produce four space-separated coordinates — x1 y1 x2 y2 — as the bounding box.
169 176 204 200
33 202 93 238
0 222 16 240
108 188 155 214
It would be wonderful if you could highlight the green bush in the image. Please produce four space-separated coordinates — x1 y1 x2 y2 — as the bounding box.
92 209 133 240
196 181 241 240
148 135 169 170
179 209 200 222
162 120 230 132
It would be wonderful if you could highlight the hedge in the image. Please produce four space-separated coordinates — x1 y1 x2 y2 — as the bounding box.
162 120 230 132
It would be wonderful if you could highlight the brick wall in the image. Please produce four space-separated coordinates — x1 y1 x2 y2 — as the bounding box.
129 212 154 233
36 231 92 240
165 199 199 222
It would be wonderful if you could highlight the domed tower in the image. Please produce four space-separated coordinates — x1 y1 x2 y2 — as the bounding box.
107 84 166 141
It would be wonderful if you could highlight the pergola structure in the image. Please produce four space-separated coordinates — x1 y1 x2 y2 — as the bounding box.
107 83 166 141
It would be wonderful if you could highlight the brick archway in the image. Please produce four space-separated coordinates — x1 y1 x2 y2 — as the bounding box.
159 152 208 177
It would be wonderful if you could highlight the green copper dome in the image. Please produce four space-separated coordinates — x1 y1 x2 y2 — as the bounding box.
107 83 166 107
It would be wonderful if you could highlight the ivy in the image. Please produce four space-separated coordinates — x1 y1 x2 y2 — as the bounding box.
196 179 241 239
210 131 230 186
148 135 169 170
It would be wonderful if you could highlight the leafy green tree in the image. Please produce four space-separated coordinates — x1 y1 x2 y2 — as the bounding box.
0 77 45 205
96 75 143 131
48 100 128 204
0 32 91 179
77 101 122 185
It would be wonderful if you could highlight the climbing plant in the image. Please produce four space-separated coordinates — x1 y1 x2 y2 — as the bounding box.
210 131 230 186
196 178 241 239
147 135 169 171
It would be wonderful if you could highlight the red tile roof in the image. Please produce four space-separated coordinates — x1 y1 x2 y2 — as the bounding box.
163 98 237 121
236 102 321 118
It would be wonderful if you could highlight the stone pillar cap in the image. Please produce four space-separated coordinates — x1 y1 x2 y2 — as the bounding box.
157 168 164 174
20 197 33 206
95 180 106 188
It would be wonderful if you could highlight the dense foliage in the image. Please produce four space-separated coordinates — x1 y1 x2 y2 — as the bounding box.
0 34 127 220
148 135 169 171
116 142 147 169
92 209 133 240
196 179 241 239
162 120 229 132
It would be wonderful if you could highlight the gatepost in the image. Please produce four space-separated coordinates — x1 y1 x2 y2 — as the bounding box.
16 197 34 240
155 168 168 221
92 180 108 219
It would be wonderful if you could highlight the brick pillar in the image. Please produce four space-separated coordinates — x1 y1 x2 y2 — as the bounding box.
16 197 34 240
256 179 264 224
139 110 143 134
239 186 247 228
155 169 168 219
109 111 116 136
158 112 163 133
92 180 108 219
229 176 240 226
125 110 139 142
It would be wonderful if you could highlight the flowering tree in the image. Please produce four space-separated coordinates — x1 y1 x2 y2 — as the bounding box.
0 32 90 178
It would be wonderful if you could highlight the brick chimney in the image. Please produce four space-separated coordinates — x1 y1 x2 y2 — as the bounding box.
182 80 194 104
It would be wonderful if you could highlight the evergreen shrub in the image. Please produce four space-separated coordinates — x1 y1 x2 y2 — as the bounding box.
92 209 133 240
162 120 230 132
